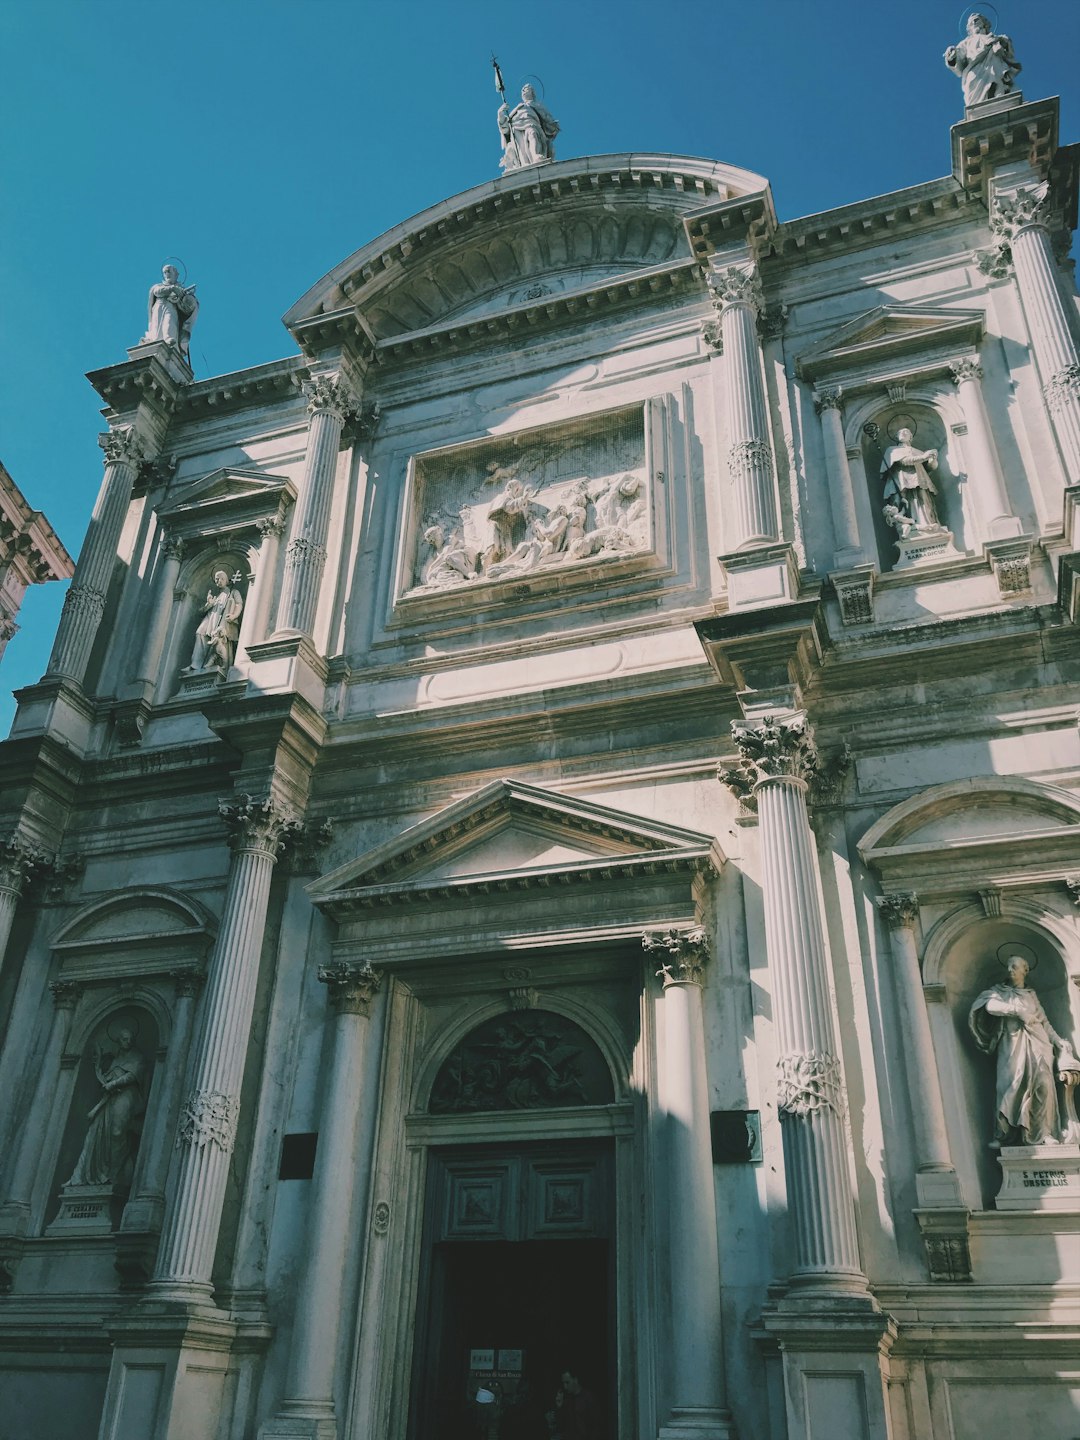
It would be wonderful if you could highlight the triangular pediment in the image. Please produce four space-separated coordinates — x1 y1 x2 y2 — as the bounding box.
157 467 296 541
797 305 985 383
309 779 723 913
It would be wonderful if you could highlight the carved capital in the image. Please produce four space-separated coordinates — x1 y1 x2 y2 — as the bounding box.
949 357 984 386
317 961 381 1015
285 536 328 571
777 1049 845 1118
169 966 206 1000
643 926 710 986
257 512 287 540
177 1088 238 1154
98 427 144 468
59 584 106 629
303 374 359 423
162 534 185 563
974 241 1012 279
285 818 333 873
876 891 920 929
707 263 763 315
726 437 773 480
49 979 81 1010
1045 363 1080 414
758 304 788 341
724 714 819 791
814 387 844 415
700 319 723 355
991 182 1052 239
0 835 50 895
219 793 300 858
1064 876 1080 909
0 616 18 644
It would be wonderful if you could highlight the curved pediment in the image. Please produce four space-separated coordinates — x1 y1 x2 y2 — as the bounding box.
285 153 769 346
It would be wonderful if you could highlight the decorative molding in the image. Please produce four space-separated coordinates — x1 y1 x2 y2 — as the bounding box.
1045 363 1080 414
219 793 300 858
724 713 819 790
726 437 773 480
990 181 1052 240
48 979 82 1009
700 319 723 355
989 548 1032 598
813 387 844 415
98 427 144 468
317 961 381 1016
643 925 710 986
978 887 1003 918
176 1088 239 1154
303 374 359 423
776 1049 845 1118
372 1200 391 1235
922 1228 973 1284
707 263 763 315
508 985 540 1011
876 891 920 929
758 304 788 341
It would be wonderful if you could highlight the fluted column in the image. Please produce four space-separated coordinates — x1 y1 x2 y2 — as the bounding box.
0 980 81 1235
264 963 381 1438
948 359 1019 538
237 513 286 662
813 387 864 562
47 427 144 684
723 715 865 1290
275 376 357 638
0 836 47 985
708 263 779 547
992 183 1080 481
643 927 734 1439
151 795 295 1299
875 894 962 1209
132 534 185 689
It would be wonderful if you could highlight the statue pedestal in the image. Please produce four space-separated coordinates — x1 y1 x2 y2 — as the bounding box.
892 527 961 569
46 1182 116 1235
996 1143 1080 1211
176 666 226 700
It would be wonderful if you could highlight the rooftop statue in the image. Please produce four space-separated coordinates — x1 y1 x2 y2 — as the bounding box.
493 59 559 174
944 13 1022 107
141 262 199 363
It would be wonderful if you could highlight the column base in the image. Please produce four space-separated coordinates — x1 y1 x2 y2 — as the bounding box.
244 632 328 710
718 543 799 611
259 1406 337 1440
10 675 95 751
914 1164 965 1210
658 1407 737 1438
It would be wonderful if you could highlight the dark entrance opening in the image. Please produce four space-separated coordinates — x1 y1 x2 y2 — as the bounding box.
409 1141 615 1440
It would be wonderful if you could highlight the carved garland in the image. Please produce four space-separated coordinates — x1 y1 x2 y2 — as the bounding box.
776 1049 845 1119
177 1088 239 1154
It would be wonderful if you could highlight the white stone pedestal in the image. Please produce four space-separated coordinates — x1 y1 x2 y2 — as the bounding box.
46 1182 115 1236
996 1144 1080 1211
893 527 961 569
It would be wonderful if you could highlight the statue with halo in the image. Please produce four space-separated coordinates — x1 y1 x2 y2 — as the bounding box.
492 58 559 173
944 12 1022 108
141 261 199 364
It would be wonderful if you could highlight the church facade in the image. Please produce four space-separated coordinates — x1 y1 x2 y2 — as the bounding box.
1 31 1079 1440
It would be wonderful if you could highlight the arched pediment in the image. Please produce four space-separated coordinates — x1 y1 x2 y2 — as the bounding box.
285 153 769 346
52 887 216 983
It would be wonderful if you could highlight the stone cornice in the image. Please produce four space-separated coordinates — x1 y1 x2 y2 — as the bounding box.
950 95 1064 200
0 465 74 584
174 357 308 421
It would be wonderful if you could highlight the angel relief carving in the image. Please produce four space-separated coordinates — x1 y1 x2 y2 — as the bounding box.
407 409 650 595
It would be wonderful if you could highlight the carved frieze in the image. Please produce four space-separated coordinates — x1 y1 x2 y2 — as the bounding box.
404 405 650 596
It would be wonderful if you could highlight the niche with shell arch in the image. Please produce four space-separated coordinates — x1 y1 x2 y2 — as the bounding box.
924 905 1080 1209
166 542 254 692
854 392 971 571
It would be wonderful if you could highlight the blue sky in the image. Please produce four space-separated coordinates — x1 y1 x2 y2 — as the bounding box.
1 0 1077 726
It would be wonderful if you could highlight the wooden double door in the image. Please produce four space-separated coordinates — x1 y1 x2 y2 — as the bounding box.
409 1139 615 1440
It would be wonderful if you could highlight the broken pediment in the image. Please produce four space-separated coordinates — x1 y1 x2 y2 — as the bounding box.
797 305 986 386
157 467 295 541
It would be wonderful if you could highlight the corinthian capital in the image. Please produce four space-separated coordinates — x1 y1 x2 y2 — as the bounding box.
876 891 920 929
706 263 763 315
643 926 710 986
219 793 300 857
317 961 381 1015
991 182 1052 240
949 357 983 386
814 387 844 415
98 427 144 468
723 714 819 792
303 373 360 423
0 835 50 894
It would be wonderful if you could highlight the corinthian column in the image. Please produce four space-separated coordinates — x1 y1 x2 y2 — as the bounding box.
0 836 47 985
948 359 1020 538
262 963 382 1440
992 183 1080 482
643 927 735 1440
722 715 865 1291
151 795 296 1300
47 427 144 684
708 263 779 547
275 376 358 638
813 388 864 563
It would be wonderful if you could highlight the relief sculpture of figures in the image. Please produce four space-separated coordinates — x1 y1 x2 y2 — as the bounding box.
187 568 244 672
944 13 1022 108
64 1026 146 1187
881 427 942 535
969 954 1080 1146
498 83 560 173
141 263 199 363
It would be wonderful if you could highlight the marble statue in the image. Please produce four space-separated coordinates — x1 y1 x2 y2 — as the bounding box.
969 955 1080 1146
64 1027 146 1187
142 264 199 362
483 476 539 573
881 428 941 533
498 84 560 173
945 14 1022 107
421 520 478 588
188 568 244 672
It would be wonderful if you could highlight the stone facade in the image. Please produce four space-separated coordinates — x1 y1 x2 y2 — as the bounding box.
1 58 1080 1440
0 461 73 662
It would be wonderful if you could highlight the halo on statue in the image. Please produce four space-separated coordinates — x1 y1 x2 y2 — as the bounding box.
957 3 999 35
106 1015 140 1045
996 941 1038 971
886 412 919 443
162 255 189 285
519 73 546 98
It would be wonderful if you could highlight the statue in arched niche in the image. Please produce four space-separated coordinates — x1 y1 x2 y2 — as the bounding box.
881 426 942 534
64 1021 147 1187
969 950 1080 1146
187 567 244 673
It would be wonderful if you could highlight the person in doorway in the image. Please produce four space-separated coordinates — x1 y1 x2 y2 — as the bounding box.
546 1368 600 1439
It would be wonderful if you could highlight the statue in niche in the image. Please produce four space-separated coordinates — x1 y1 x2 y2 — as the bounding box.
141 263 199 363
498 83 560 173
421 519 478 588
969 952 1080 1147
880 427 942 534
945 13 1022 107
187 568 244 672
64 1023 146 1187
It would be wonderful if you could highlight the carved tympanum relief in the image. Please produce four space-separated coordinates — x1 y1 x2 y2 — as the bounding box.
405 406 650 597
429 1011 614 1113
